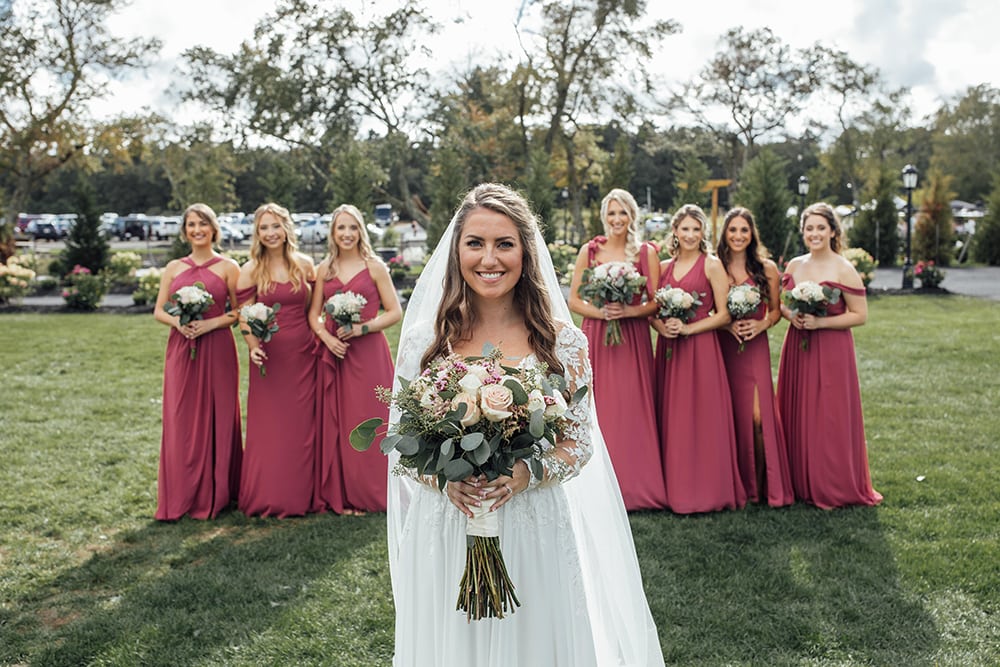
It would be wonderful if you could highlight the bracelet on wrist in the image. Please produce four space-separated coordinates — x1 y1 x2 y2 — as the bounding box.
361 324 369 335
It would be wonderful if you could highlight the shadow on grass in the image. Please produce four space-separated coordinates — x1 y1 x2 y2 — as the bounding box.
630 503 939 665
3 511 392 666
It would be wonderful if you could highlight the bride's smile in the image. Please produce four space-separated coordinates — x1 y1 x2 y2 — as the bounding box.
458 208 523 301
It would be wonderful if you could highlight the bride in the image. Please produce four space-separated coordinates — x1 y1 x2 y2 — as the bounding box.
388 183 664 666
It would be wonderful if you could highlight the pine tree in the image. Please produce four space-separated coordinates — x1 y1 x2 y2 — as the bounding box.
848 170 899 266
913 169 955 266
972 173 1000 265
427 146 467 250
63 177 109 274
732 149 795 262
521 148 557 244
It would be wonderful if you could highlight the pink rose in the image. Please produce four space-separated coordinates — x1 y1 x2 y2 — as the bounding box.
451 392 482 427
480 384 514 422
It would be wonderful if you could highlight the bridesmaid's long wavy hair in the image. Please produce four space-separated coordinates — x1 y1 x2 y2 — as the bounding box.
420 183 564 377
717 207 771 303
323 204 378 281
800 202 844 253
181 203 220 244
666 204 712 256
599 188 641 264
250 202 307 294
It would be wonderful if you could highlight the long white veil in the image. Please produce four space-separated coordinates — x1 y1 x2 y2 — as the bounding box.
387 201 664 666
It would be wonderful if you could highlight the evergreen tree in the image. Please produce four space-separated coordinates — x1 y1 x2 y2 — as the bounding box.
848 169 899 266
426 146 466 251
671 153 711 212
972 173 1000 265
732 149 795 261
329 142 386 215
913 169 955 266
63 178 110 274
521 148 557 244
601 135 635 196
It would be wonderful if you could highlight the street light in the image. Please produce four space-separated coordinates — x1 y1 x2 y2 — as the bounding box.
797 175 810 216
901 164 919 289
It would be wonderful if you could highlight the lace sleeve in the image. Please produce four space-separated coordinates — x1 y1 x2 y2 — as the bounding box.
531 322 593 487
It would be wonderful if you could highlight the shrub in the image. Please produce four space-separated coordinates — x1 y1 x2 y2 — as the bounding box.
0 257 36 303
132 268 161 305
914 260 945 289
62 265 107 311
223 249 250 266
387 255 409 285
104 251 142 287
547 242 579 286
843 247 878 288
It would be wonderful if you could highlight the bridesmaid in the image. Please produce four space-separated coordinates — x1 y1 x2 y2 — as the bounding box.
153 203 242 520
567 188 666 511
776 203 882 509
652 204 746 514
237 202 319 518
309 204 402 514
716 207 794 507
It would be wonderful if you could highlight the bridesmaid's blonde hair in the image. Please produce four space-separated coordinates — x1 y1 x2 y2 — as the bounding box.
323 204 379 281
666 204 712 256
249 202 307 294
599 188 641 264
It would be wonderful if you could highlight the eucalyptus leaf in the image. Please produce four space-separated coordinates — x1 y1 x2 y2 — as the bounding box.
380 433 403 455
505 379 529 405
396 435 420 456
572 385 588 404
472 440 492 466
443 458 474 481
440 437 455 459
529 457 544 480
349 417 383 451
460 432 485 451
529 409 545 438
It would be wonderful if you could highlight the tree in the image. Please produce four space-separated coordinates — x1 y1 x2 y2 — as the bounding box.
521 147 557 244
671 27 820 173
671 154 711 212
156 126 241 214
328 142 387 216
930 85 1000 203
0 0 158 229
426 145 466 251
731 149 795 261
62 176 109 274
519 0 678 239
972 173 1000 265
601 134 635 195
848 169 899 266
913 169 955 266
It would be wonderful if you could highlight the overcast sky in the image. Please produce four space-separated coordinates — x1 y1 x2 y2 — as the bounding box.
98 0 998 128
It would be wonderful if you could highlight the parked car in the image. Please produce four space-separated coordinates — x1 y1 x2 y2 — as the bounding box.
234 214 254 238
151 216 181 240
645 215 668 234
374 203 393 227
299 217 328 244
26 219 60 241
219 222 244 244
114 214 150 241
53 214 78 238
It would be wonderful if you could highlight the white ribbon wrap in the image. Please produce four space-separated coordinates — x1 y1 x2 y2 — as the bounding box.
465 494 499 538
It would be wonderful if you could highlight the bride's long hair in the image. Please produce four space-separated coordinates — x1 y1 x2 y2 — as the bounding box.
420 183 563 376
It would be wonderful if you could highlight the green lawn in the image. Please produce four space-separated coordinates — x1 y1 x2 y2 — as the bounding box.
1 295 998 666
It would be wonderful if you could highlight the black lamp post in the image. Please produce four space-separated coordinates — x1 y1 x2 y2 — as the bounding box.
901 164 919 289
797 175 809 215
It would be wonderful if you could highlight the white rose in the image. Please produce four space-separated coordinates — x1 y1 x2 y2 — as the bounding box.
176 285 206 304
730 291 747 306
418 383 439 410
544 390 568 418
458 371 484 394
525 389 546 414
451 392 482 427
480 384 514 422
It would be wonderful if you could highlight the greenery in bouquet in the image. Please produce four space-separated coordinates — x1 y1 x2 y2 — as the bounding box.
350 344 587 621
62 265 107 311
726 284 762 353
164 282 215 359
240 302 281 376
653 285 703 360
914 260 945 288
843 247 877 288
324 291 368 330
0 257 36 303
578 260 648 345
781 280 841 349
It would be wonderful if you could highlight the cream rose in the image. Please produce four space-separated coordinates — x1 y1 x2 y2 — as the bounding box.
480 384 514 422
458 371 484 395
544 391 568 418
525 389 546 414
451 391 482 427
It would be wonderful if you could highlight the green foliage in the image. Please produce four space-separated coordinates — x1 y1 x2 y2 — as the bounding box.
930 84 1000 202
159 128 241 212
972 173 1000 265
843 247 877 287
168 234 191 261
732 149 795 261
913 169 955 266
914 260 945 288
602 134 635 196
547 242 579 286
104 251 143 287
63 178 110 275
131 268 161 305
848 169 900 266
427 145 467 250
222 249 250 266
328 141 386 215
521 147 557 244
61 265 107 311
671 153 711 212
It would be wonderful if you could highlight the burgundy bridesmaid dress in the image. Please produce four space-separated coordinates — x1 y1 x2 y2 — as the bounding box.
314 267 391 513
580 238 667 510
156 256 242 520
717 277 794 507
654 253 746 514
776 274 882 509
238 281 320 518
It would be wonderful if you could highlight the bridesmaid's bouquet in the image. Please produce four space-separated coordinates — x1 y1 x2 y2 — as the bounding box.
578 261 648 346
781 280 841 350
323 290 368 332
240 302 281 376
350 344 587 622
727 284 763 353
653 285 703 361
164 282 214 360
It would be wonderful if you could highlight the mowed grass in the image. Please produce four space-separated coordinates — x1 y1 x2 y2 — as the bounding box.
1 294 998 666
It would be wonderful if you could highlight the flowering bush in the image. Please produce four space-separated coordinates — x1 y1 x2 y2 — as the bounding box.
387 255 409 284
843 247 877 287
547 242 578 286
131 268 161 305
223 249 250 266
62 265 107 311
104 251 142 286
0 257 36 303
915 260 945 288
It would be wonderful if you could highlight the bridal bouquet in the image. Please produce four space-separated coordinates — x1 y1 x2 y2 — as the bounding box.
781 280 841 350
726 284 763 353
164 282 214 360
240 302 281 376
577 261 648 346
653 285 703 361
324 290 368 331
350 344 587 621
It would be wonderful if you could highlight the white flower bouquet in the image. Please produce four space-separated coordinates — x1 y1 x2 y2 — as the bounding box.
240 302 281 376
350 344 587 622
324 290 368 331
653 285 703 361
781 280 841 350
727 284 763 353
164 282 215 359
577 261 648 345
